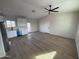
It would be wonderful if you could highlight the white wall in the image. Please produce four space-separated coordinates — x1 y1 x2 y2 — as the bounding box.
39 12 78 39
0 29 6 58
28 19 38 32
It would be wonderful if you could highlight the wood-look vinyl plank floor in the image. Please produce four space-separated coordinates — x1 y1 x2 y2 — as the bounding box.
1 32 78 59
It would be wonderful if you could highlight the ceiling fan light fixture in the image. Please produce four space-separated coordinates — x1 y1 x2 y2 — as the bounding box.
44 5 59 14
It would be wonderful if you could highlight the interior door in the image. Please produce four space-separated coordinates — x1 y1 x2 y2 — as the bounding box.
27 22 31 33
42 20 50 33
44 21 50 33
40 19 50 33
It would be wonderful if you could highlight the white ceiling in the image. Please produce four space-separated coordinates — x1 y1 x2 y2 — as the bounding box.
0 0 79 19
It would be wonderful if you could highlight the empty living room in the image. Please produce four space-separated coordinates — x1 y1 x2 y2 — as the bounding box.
0 0 79 59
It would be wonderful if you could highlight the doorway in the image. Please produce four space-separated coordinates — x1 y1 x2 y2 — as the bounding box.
27 22 31 33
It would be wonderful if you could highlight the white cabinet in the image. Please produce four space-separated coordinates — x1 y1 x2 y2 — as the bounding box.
7 30 17 38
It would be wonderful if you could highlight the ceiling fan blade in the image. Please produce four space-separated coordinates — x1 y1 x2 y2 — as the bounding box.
44 8 49 11
52 7 59 11
51 11 59 12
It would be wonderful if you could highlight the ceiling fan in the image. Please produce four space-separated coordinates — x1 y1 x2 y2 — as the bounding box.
44 5 59 14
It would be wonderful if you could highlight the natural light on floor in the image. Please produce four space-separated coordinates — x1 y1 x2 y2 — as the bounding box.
35 51 57 59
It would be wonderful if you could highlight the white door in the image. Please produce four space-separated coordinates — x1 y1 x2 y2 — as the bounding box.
44 21 50 33
40 20 50 33
27 22 31 33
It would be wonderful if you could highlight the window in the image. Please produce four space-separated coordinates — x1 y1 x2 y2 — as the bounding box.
6 20 16 28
